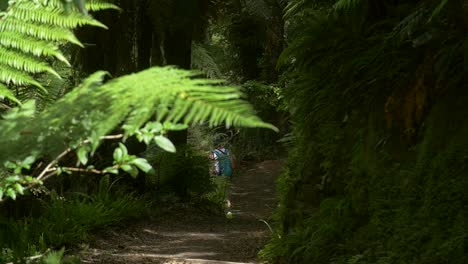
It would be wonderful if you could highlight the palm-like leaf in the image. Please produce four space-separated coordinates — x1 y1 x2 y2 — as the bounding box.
0 67 277 163
0 0 118 104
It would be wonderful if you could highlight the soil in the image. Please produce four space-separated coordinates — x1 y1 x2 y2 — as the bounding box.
80 160 283 264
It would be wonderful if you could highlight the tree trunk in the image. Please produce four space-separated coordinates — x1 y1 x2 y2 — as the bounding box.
163 27 192 146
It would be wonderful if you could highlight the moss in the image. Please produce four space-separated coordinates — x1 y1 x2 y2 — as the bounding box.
260 0 465 261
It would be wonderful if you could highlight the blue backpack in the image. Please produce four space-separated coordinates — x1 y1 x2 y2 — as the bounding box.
213 148 232 177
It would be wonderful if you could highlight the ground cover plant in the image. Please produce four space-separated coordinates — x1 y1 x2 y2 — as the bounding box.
0 175 147 262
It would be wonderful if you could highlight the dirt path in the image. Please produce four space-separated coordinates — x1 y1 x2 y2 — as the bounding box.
81 160 283 264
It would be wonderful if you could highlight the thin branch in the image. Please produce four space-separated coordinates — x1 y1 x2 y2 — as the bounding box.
47 165 119 175
0 134 124 203
36 134 123 180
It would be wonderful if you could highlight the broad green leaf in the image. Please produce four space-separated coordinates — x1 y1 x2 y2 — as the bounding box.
77 147 88 165
14 183 23 195
142 134 152 145
121 164 138 178
128 166 139 178
118 143 128 157
103 167 119 174
22 155 36 166
154 136 176 153
4 161 16 169
0 189 3 200
7 188 16 200
131 158 152 173
113 148 123 162
121 164 132 172
146 122 163 132
6 175 20 182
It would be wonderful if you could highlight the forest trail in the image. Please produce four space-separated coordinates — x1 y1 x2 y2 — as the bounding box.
81 160 283 264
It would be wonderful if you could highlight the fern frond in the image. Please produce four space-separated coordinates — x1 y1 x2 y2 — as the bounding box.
0 67 277 162
0 65 45 90
86 0 121 11
8 2 107 29
284 0 306 19
0 47 60 78
245 0 272 19
390 6 427 43
0 83 21 105
28 0 120 12
0 0 117 104
333 0 364 11
428 0 448 21
0 32 69 65
191 43 223 79
0 19 83 46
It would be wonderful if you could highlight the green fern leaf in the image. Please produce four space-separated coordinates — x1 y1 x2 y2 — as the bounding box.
0 32 70 65
0 83 21 105
86 0 121 11
0 19 83 46
11 2 108 29
28 0 119 12
0 46 61 78
191 43 223 79
0 67 277 163
0 0 117 104
0 65 46 91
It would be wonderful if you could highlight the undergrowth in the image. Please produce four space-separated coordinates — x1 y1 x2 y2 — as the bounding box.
261 94 466 263
143 139 232 215
0 175 147 263
260 0 465 263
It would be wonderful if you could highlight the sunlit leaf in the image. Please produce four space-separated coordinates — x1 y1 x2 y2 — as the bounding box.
154 136 176 153
131 158 152 173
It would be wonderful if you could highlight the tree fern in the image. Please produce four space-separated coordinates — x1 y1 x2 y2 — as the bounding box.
7 1 107 28
14 61 72 111
191 42 223 79
244 0 272 19
0 83 21 105
0 66 277 163
0 0 118 103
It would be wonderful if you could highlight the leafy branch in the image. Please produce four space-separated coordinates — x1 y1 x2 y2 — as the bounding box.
1 120 189 202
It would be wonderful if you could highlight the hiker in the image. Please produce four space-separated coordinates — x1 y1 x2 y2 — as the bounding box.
210 138 235 177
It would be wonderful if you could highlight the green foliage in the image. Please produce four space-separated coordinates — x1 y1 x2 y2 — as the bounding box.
40 248 64 264
191 42 223 79
0 66 276 202
230 81 286 161
0 178 147 262
194 0 285 83
262 0 466 263
0 67 276 161
0 1 278 262
199 176 230 214
0 0 118 103
146 145 214 198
